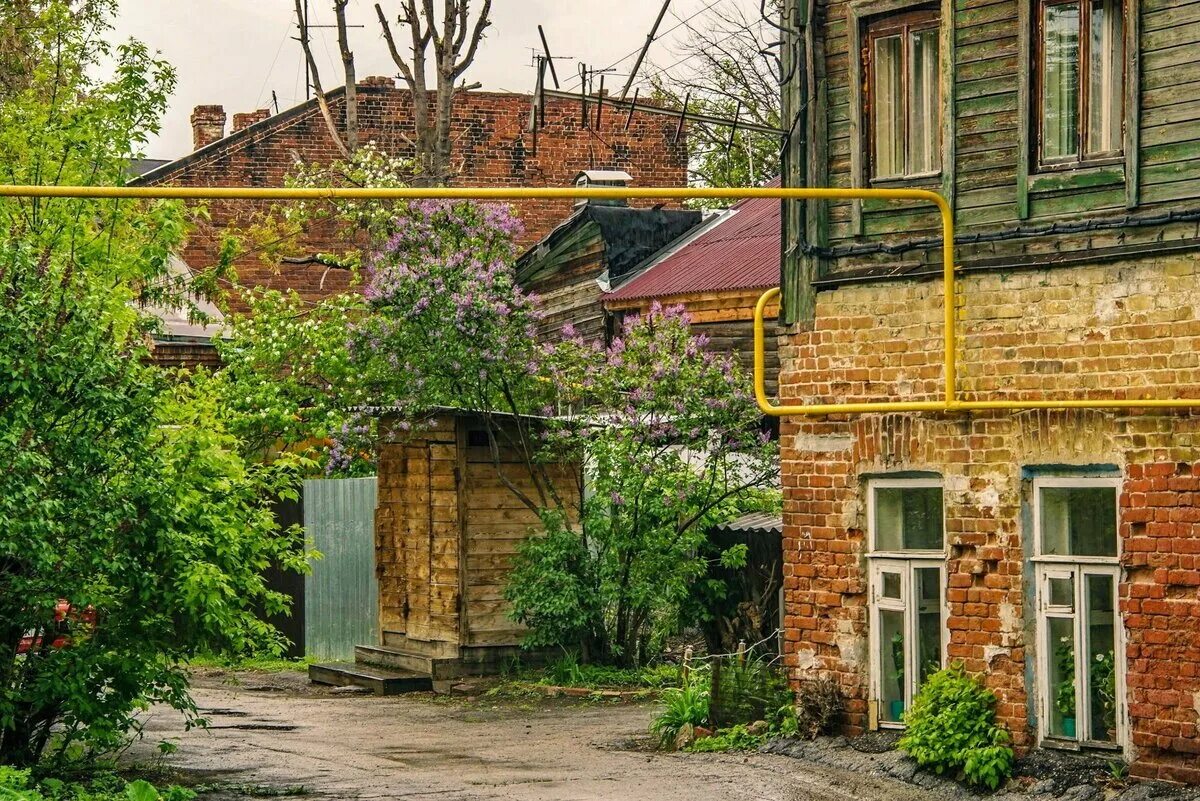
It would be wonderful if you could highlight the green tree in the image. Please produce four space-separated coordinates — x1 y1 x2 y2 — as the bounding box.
505 306 780 666
650 2 782 196
0 2 309 766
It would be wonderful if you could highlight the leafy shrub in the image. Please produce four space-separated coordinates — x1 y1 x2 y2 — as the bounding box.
709 653 791 730
685 724 764 752
650 669 711 747
792 677 845 740
0 768 193 801
898 664 1014 790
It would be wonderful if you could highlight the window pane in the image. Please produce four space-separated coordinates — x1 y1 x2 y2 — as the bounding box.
881 571 902 600
876 486 944 550
908 28 940 174
1085 574 1117 742
914 567 944 692
1042 3 1080 160
1048 575 1075 609
1040 486 1117 557
873 35 904 178
879 608 906 722
1047 616 1078 739
1086 0 1124 154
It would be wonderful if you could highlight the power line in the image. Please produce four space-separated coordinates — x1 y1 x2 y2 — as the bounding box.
565 0 728 89
637 21 756 88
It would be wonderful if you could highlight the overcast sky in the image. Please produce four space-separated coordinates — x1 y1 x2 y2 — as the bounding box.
112 0 764 160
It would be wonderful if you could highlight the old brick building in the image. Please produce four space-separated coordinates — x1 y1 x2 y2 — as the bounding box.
132 79 689 312
776 0 1200 783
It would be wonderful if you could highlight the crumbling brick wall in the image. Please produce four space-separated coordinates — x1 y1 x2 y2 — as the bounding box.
136 82 688 311
779 254 1200 782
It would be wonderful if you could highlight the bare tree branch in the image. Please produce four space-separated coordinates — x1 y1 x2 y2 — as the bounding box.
294 0 351 159
334 0 357 151
374 0 491 184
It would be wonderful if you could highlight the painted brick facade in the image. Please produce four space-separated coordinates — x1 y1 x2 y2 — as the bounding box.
778 255 1200 782
135 81 688 311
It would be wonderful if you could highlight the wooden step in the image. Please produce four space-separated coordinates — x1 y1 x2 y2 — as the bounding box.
308 662 432 695
355 645 435 676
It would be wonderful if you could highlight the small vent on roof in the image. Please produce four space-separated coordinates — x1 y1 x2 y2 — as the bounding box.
574 170 632 209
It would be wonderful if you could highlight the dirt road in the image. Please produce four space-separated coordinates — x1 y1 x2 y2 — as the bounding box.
128 671 947 801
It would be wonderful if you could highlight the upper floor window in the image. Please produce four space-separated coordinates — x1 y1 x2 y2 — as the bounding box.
1036 0 1126 168
866 8 941 181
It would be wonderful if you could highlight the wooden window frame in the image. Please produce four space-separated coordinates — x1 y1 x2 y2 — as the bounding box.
865 478 949 730
1030 477 1129 755
1032 0 1129 173
847 0 954 237
862 6 943 184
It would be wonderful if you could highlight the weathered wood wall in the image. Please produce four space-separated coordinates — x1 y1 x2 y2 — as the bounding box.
521 220 609 343
376 417 461 644
375 414 580 649
605 290 783 398
812 0 1200 279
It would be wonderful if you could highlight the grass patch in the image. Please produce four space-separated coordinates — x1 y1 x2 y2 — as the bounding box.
512 653 683 690
193 783 309 798
186 654 315 673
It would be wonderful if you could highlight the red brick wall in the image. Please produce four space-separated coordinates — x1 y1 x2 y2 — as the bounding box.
777 255 1200 782
138 83 688 310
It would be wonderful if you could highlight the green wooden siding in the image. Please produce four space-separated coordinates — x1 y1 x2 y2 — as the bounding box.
811 0 1200 280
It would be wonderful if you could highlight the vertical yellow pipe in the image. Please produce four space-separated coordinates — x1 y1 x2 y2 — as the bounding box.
940 197 957 407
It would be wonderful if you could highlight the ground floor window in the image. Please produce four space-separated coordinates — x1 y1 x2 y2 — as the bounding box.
867 478 946 727
1032 477 1124 748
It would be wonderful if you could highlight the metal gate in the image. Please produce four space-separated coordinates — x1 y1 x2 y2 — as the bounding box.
303 477 378 661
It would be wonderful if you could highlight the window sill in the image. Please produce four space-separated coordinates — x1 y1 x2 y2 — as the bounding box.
1028 163 1125 195
1041 737 1123 753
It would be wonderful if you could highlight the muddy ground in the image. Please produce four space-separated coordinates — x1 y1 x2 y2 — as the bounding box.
127 670 951 801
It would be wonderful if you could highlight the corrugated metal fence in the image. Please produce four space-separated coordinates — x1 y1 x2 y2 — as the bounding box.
302 477 378 661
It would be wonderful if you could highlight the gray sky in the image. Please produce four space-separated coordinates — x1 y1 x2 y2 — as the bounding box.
112 0 765 160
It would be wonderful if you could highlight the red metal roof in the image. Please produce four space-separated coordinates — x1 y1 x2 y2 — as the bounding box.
607 189 780 302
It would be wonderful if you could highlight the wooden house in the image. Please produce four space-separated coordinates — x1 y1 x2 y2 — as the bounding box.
515 171 703 342
774 0 1200 783
603 190 783 399
311 410 579 691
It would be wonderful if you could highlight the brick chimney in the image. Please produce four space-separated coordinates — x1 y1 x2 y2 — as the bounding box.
361 75 395 88
232 109 271 133
190 105 226 150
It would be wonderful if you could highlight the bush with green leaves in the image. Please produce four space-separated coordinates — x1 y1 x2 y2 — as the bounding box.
0 767 193 801
650 667 712 747
898 664 1015 790
506 305 779 666
0 1 310 767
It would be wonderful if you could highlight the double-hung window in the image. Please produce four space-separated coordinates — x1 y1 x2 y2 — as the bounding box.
1036 0 1126 167
1032 477 1125 748
868 479 946 727
866 8 942 181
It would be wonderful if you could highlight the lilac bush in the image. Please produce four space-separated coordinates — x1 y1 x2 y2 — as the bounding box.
506 303 780 666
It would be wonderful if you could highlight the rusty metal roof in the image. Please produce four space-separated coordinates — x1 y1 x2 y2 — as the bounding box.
607 188 780 302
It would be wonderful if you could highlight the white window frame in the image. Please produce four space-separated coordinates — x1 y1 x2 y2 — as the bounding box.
866 478 949 729
1031 476 1128 753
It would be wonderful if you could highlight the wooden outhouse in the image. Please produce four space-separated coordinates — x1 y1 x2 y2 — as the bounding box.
312 409 579 691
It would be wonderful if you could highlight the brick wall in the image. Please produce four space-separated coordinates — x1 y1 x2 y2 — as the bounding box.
778 254 1200 782
138 83 688 311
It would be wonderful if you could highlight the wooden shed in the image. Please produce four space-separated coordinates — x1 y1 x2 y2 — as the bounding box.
516 171 702 343
312 409 579 691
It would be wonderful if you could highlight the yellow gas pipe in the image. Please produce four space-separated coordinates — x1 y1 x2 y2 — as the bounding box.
3 182 1197 416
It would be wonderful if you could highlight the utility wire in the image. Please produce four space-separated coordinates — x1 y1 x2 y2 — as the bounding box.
565 0 728 89
637 21 757 88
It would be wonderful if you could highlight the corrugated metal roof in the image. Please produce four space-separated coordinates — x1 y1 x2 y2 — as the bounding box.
607 187 780 302
712 511 783 535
